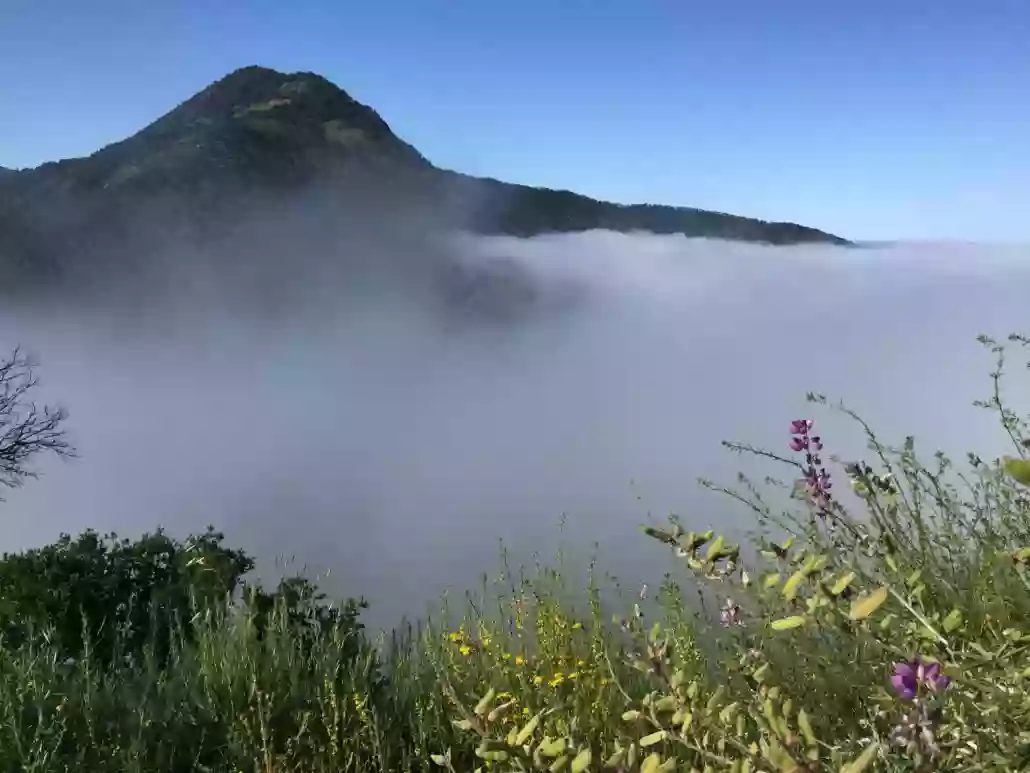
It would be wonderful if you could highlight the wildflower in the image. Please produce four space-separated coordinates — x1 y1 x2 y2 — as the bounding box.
515 655 526 665
533 675 544 685
890 657 951 701
790 418 835 518
720 598 742 627
459 645 472 656
572 622 583 630
549 673 566 687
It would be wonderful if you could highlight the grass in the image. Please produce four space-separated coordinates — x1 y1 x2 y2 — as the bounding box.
3 332 1030 771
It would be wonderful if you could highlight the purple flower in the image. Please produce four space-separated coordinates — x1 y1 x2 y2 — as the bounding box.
891 658 951 701
789 418 837 520
719 598 742 627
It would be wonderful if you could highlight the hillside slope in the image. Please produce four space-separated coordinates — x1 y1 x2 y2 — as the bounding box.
0 66 848 301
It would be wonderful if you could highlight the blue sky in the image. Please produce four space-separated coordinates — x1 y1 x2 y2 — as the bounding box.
2 0 1027 242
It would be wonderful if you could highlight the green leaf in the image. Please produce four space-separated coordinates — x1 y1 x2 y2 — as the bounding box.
830 571 856 596
452 719 474 731
797 708 817 747
706 684 727 713
570 748 592 773
430 754 449 767
640 730 667 747
942 608 964 632
848 585 889 620
626 743 639 770
763 572 782 590
640 753 662 773
782 570 806 600
706 534 726 562
549 754 570 773
474 688 496 717
538 737 568 758
604 748 626 769
487 700 516 722
802 553 828 576
761 738 798 773
1004 456 1030 486
515 712 543 745
841 740 880 773
653 695 678 713
771 615 807 631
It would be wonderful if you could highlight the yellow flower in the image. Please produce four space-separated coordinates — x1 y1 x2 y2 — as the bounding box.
533 675 544 685
459 645 472 656
523 707 530 715
549 672 565 687
577 660 585 667
568 672 580 680
515 655 525 666
572 622 583 630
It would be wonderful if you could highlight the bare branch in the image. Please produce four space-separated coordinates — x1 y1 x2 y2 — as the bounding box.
0 347 75 497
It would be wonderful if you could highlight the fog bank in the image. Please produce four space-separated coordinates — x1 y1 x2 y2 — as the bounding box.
2 232 1028 628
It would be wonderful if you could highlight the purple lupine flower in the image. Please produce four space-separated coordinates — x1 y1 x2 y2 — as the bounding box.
790 419 835 519
891 658 951 701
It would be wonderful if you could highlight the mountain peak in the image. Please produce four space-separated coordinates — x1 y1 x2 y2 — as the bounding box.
67 65 429 195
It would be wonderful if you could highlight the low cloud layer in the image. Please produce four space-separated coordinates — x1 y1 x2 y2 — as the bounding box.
1 231 1028 628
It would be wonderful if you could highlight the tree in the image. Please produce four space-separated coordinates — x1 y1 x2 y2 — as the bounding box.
0 346 74 495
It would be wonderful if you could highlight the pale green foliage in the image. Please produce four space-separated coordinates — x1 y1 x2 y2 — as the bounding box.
436 333 1030 772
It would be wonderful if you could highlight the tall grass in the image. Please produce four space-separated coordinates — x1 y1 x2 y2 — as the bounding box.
3 333 1030 771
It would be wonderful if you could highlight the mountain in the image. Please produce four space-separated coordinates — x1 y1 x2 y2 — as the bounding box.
0 66 848 303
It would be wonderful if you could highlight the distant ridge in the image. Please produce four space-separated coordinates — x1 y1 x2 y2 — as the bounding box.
0 66 850 295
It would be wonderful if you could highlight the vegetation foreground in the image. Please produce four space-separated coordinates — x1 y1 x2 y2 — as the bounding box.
3 335 1030 772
